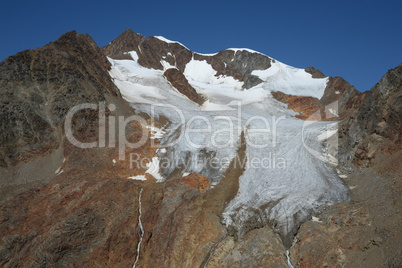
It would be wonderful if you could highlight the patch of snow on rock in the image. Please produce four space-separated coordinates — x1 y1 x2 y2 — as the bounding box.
128 175 147 181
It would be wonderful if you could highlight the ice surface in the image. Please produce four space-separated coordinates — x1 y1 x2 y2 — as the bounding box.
108 57 167 104
129 51 139 61
221 119 348 241
317 128 338 141
108 52 348 242
184 58 244 90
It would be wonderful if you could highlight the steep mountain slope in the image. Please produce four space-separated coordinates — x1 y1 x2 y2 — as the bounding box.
0 31 135 186
290 65 401 267
339 64 401 169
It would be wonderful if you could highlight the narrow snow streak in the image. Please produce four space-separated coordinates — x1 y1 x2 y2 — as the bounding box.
133 188 144 268
286 250 294 268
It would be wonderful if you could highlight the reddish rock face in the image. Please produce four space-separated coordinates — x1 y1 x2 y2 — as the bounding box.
178 172 210 191
271 91 323 120
271 76 363 121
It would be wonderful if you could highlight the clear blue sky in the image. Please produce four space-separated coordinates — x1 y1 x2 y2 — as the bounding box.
0 0 401 92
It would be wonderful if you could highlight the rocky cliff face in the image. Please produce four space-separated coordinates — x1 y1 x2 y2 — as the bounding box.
0 31 130 174
339 64 401 169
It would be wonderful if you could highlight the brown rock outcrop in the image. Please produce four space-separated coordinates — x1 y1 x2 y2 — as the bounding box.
271 91 323 120
305 66 326 78
179 172 210 191
163 68 206 105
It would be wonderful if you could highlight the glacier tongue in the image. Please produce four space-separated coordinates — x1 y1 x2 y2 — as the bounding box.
222 118 348 246
108 54 348 245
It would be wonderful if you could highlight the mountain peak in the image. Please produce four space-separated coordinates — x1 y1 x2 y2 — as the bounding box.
102 29 144 60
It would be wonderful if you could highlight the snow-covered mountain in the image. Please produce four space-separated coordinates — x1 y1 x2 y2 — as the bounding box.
105 31 350 246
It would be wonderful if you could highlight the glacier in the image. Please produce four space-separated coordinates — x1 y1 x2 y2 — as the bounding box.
108 51 349 246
